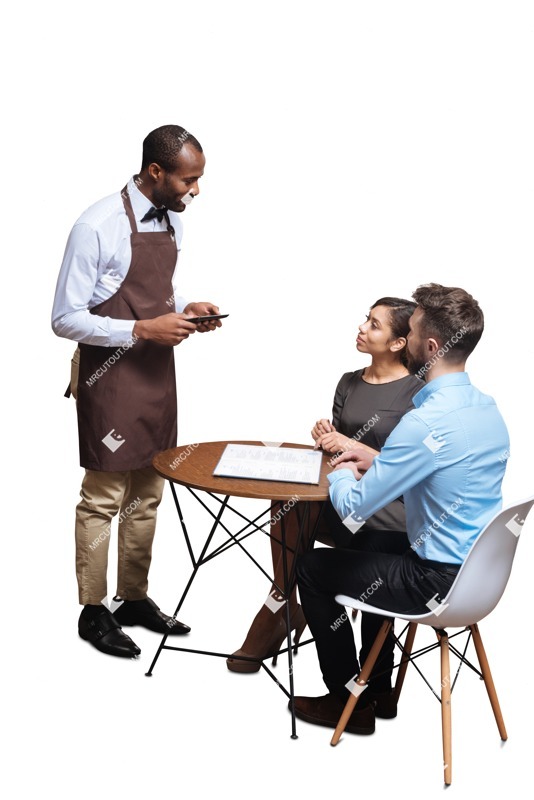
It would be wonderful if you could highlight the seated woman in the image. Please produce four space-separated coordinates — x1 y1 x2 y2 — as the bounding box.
226 296 422 704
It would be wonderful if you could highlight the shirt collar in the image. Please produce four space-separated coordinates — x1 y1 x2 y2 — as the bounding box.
413 371 470 408
126 175 154 223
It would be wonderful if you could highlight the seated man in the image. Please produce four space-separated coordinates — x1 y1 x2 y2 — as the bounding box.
295 283 509 735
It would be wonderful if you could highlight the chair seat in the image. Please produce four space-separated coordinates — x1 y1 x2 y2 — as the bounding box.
334 594 479 628
336 595 434 622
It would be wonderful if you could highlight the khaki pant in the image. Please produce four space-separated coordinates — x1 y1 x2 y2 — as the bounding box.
71 348 165 605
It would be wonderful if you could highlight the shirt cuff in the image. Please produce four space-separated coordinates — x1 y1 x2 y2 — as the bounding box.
174 296 188 313
106 319 137 348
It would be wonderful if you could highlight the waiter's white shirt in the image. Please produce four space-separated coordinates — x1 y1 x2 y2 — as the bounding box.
52 176 188 347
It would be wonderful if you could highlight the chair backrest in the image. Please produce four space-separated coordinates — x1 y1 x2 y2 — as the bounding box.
336 495 534 628
432 494 534 627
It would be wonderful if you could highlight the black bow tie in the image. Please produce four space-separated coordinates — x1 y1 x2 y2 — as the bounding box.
141 206 168 223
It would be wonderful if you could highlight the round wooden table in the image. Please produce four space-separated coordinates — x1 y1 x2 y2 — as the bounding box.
148 440 333 738
152 440 331 501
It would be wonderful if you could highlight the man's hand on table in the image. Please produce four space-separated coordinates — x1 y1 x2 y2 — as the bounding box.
329 446 379 479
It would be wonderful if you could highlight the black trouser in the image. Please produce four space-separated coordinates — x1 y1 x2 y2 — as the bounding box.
296 530 460 699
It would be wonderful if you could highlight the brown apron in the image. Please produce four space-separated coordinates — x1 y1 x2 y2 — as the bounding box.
76 186 178 471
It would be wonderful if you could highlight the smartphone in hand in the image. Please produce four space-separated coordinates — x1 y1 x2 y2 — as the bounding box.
187 313 229 324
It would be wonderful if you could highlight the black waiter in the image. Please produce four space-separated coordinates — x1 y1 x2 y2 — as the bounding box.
52 124 222 657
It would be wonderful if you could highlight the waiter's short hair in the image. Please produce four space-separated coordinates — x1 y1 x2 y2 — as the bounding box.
141 125 203 171
412 283 484 361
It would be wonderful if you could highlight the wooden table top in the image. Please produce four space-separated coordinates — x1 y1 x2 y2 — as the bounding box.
152 440 332 501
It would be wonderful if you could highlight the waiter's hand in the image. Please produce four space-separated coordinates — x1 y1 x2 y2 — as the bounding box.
184 301 223 332
133 313 197 346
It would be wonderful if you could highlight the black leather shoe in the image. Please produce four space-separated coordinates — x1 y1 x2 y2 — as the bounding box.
113 596 191 635
78 607 141 657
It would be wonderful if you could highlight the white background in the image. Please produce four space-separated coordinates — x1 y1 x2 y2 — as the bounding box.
3 1 534 797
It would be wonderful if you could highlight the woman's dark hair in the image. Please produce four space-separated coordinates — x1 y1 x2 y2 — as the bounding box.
370 296 417 366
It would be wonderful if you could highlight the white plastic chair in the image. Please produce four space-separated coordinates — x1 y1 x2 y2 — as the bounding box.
331 494 534 785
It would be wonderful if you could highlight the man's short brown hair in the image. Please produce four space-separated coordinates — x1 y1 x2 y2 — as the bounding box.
412 283 484 362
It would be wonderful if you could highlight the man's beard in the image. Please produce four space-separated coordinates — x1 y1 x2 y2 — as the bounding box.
406 347 426 376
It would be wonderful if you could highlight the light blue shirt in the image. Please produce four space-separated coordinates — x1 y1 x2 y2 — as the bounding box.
328 372 509 564
51 176 188 348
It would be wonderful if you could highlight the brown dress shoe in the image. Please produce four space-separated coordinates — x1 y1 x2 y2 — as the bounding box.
291 693 375 735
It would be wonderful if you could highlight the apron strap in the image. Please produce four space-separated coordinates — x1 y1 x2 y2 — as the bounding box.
121 181 176 244
120 184 138 233
162 210 176 241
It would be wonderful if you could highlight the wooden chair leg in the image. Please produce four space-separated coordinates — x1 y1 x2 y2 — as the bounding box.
330 619 392 745
393 622 417 704
470 623 507 740
438 631 452 785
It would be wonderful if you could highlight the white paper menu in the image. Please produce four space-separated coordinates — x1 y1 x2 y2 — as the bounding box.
212 444 322 484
